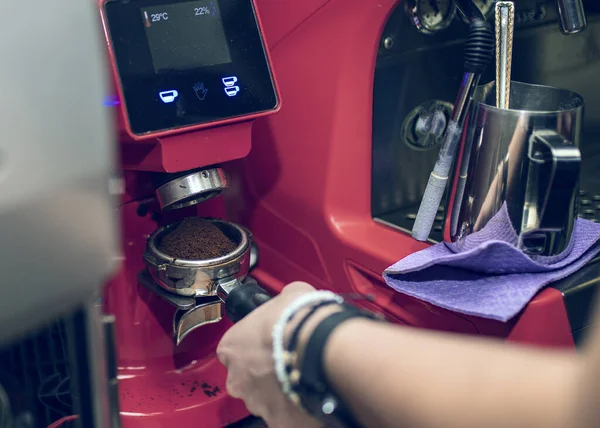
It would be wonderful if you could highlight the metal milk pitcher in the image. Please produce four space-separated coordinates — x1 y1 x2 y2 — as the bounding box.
447 81 584 256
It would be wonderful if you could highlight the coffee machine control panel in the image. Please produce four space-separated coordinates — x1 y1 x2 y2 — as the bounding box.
101 0 279 138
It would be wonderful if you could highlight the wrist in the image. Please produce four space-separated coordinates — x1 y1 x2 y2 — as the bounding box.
322 317 373 376
293 304 345 362
272 292 383 428
272 291 344 399
295 304 379 428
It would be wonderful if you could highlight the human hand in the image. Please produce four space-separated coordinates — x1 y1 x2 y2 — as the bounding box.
217 281 322 428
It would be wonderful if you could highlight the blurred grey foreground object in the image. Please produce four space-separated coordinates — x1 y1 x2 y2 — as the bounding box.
0 1 119 345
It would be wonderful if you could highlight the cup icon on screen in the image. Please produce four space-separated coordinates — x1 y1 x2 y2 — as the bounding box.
222 76 238 87
159 90 179 104
225 86 240 97
222 76 240 97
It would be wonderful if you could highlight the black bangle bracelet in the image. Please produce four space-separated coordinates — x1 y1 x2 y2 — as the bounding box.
284 301 340 408
296 304 378 428
286 301 337 355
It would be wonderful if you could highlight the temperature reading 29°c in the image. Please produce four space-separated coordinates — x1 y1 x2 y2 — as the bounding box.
144 11 168 25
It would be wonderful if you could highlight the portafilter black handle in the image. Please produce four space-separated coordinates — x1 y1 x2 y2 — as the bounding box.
222 277 272 323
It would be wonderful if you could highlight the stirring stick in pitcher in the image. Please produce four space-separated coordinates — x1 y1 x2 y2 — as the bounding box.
495 1 514 109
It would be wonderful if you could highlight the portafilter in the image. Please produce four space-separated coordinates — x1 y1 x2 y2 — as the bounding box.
143 218 272 326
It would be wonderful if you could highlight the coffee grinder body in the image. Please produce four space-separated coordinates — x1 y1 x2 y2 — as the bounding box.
98 0 279 426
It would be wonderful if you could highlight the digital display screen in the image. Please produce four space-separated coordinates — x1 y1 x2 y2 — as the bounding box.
104 0 278 136
142 1 231 72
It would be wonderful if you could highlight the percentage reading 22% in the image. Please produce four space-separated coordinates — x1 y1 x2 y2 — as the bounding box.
194 6 212 16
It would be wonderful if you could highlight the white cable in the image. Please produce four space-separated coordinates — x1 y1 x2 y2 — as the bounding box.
272 291 344 397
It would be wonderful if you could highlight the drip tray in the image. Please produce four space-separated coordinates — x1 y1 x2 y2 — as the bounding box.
375 189 600 243
375 204 445 243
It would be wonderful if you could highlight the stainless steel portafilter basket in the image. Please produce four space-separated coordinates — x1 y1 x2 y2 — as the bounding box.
143 219 251 297
141 218 271 345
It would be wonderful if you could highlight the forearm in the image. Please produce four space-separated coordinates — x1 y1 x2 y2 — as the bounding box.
323 318 581 428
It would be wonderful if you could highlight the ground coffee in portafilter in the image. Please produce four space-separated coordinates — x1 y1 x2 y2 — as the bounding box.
158 218 237 260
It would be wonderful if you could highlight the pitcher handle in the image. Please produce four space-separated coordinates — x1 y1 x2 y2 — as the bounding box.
519 130 581 256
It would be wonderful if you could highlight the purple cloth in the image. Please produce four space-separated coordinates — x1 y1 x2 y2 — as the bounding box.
384 206 600 322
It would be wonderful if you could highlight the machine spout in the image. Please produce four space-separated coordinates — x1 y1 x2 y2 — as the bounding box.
556 0 587 34
173 301 223 346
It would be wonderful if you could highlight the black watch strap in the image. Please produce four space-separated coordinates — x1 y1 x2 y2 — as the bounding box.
298 304 377 428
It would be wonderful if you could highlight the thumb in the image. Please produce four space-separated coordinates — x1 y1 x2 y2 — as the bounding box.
282 281 316 295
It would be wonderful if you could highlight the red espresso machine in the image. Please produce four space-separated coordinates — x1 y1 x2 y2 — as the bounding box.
100 0 600 427
99 0 600 428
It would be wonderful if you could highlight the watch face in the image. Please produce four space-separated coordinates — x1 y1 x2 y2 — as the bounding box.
104 0 279 136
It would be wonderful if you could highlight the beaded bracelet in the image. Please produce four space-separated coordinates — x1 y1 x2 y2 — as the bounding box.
272 291 344 399
284 301 339 386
